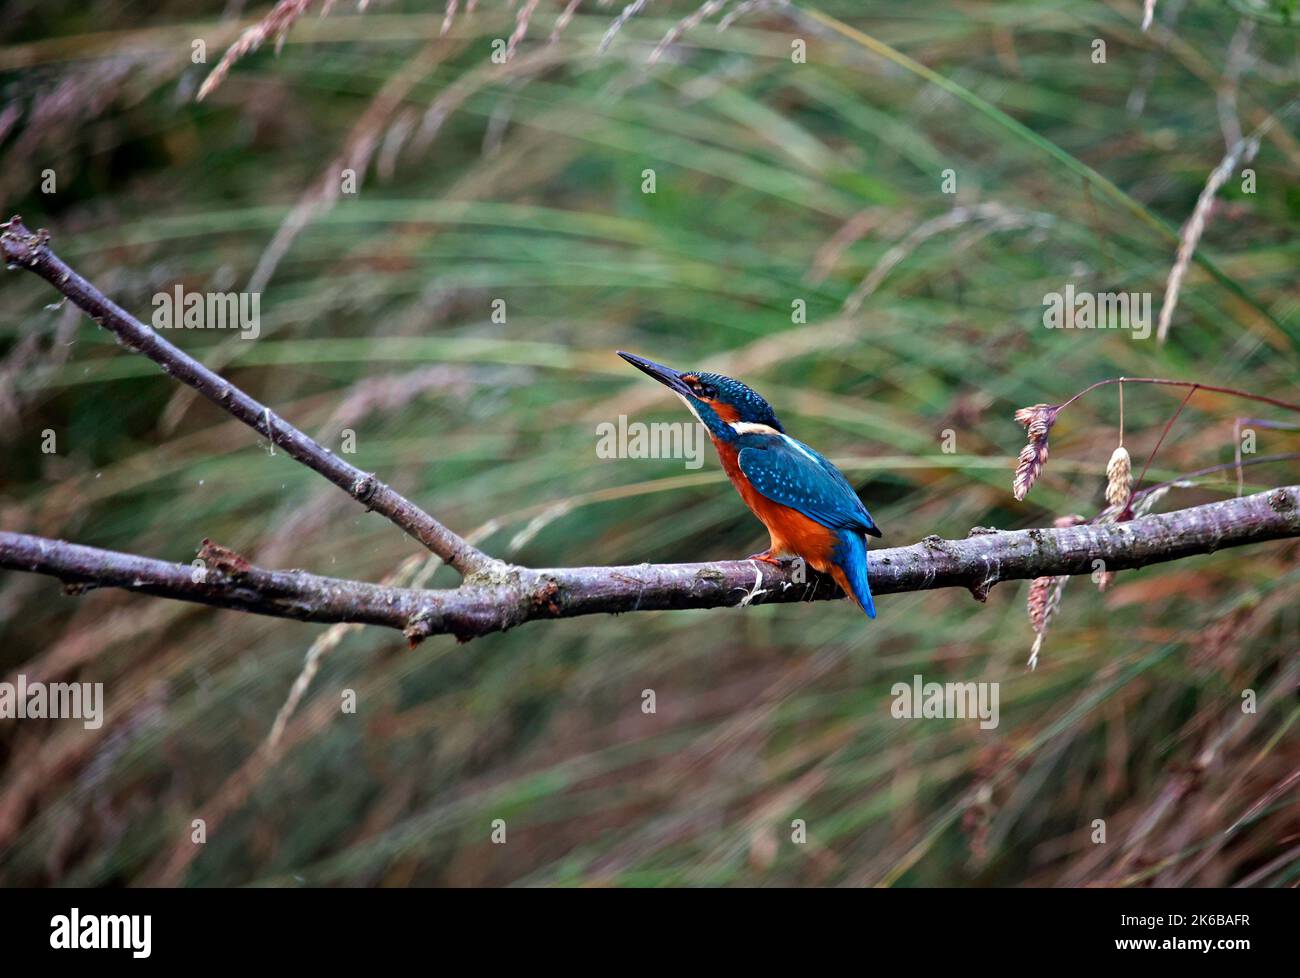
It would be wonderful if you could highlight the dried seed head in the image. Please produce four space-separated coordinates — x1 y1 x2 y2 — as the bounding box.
1013 440 1048 501
1027 576 1054 634
1012 404 1060 501
1014 403 1060 436
198 0 316 102
1105 446 1132 509
1096 569 1116 592
1026 574 1067 670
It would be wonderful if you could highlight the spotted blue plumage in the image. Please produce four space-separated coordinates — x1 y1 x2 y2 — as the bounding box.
737 437 879 536
692 373 783 433
738 436 880 617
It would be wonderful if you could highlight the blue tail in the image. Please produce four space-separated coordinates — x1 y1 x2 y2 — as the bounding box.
832 530 876 619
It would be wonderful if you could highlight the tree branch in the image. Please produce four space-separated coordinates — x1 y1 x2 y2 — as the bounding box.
0 216 494 577
3 486 1297 643
5 218 1299 646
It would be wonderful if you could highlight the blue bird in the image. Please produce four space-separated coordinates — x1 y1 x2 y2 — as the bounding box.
618 352 881 617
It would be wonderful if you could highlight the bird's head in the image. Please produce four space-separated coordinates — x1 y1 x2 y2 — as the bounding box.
617 351 784 439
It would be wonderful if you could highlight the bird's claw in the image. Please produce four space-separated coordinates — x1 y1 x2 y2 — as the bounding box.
745 551 787 567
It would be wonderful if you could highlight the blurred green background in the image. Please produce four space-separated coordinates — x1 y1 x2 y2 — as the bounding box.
1 0 1297 886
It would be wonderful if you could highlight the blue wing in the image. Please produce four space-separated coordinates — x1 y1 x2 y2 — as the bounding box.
737 436 880 536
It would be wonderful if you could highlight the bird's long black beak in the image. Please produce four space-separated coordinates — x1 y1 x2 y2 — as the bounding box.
617 351 695 399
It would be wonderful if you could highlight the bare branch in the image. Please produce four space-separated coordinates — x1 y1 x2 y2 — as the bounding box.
4 223 1298 647
0 216 495 578
0 531 429 628
3 486 1297 643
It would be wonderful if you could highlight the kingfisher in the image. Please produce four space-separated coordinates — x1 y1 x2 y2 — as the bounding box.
618 351 881 617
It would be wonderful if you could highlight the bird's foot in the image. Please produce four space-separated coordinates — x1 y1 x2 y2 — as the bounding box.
745 550 788 567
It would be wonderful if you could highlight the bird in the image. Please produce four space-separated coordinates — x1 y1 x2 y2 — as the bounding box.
617 351 881 617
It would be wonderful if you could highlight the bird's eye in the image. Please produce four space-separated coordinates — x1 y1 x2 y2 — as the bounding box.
697 383 716 399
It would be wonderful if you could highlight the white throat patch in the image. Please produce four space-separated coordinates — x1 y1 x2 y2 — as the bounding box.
675 392 705 425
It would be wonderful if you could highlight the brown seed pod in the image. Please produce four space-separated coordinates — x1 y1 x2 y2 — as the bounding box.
1027 575 1055 634
1026 574 1068 669
1105 446 1132 509
1012 404 1060 501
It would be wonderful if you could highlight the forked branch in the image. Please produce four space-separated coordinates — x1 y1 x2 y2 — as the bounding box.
3 218 1300 644
0 217 494 578
3 486 1297 642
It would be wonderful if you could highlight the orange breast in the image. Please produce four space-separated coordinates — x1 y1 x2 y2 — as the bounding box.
713 438 838 573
